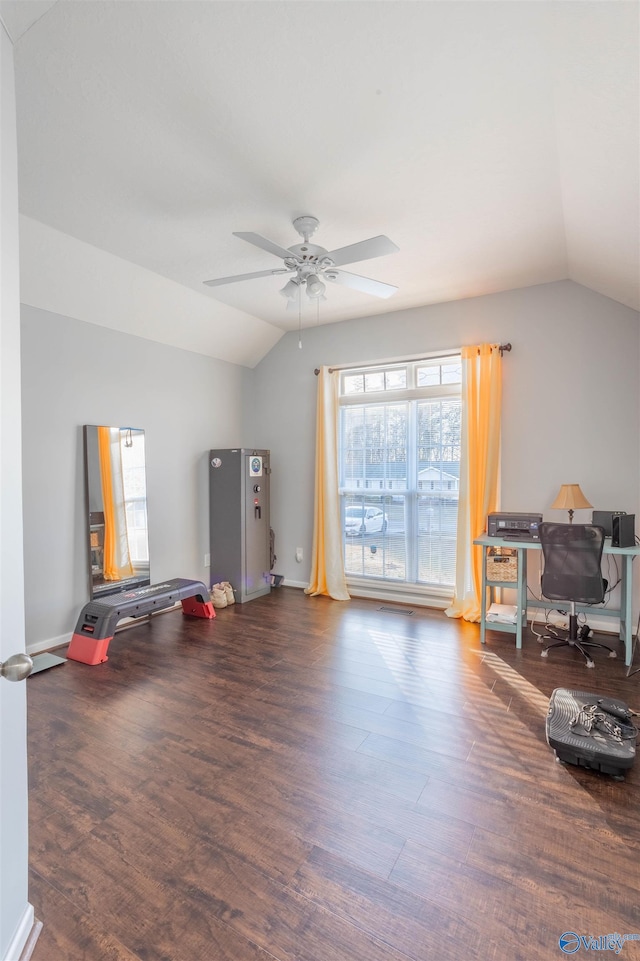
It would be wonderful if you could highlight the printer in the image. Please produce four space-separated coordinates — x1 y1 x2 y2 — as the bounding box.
487 512 543 541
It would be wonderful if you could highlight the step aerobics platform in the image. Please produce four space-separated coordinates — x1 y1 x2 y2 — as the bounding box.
67 578 215 665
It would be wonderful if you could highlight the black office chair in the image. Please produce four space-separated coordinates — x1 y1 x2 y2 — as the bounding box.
538 522 617 668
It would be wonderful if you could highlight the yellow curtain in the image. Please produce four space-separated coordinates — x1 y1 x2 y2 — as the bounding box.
305 367 350 601
97 426 134 581
446 344 502 621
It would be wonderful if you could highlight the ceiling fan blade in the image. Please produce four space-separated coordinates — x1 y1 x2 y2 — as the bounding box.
233 232 297 261
203 267 290 287
327 235 399 268
326 269 398 299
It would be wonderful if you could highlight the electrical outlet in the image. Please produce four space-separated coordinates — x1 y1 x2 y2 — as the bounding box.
295 547 303 563
204 553 210 567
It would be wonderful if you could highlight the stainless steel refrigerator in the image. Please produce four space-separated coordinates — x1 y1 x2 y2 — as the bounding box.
209 448 271 603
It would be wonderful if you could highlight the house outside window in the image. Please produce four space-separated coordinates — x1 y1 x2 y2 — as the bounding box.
339 355 461 592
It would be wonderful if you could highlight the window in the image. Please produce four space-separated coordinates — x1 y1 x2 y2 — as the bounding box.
339 356 461 590
120 431 149 564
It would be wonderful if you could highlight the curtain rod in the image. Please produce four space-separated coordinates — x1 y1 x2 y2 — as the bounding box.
314 343 512 375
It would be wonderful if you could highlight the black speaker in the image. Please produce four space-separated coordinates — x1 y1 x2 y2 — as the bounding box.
612 513 635 548
592 510 626 537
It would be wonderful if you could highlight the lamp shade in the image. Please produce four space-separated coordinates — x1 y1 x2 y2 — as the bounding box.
306 274 326 298
280 279 299 300
551 484 592 522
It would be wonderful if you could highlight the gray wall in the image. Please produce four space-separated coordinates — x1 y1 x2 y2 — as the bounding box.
21 306 251 650
250 280 640 594
20 279 640 649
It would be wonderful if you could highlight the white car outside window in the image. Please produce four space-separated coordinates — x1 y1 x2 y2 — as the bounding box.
344 506 387 535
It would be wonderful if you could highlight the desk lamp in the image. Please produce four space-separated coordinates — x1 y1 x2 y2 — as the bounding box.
550 484 592 523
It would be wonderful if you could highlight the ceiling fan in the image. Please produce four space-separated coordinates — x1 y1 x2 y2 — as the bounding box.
203 216 399 306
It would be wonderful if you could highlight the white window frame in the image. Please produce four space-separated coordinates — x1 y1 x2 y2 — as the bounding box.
338 353 462 606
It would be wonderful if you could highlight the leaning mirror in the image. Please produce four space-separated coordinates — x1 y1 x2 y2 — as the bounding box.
83 425 150 599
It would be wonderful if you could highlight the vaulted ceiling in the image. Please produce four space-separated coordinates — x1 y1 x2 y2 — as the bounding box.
3 1 638 365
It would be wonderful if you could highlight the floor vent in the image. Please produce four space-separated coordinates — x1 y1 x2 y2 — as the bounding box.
378 605 414 616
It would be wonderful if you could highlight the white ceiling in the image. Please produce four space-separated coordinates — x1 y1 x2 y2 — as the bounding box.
3 1 639 358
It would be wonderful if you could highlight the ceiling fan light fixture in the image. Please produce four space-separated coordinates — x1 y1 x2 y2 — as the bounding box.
280 278 299 299
306 274 326 299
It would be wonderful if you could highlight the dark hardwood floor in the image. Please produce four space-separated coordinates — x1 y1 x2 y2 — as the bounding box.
27 588 640 961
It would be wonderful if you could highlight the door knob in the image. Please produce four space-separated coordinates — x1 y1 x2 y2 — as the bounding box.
0 653 33 682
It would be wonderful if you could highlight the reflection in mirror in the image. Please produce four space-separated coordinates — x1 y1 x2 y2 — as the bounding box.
84 425 150 599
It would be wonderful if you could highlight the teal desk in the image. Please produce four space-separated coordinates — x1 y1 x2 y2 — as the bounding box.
474 534 640 665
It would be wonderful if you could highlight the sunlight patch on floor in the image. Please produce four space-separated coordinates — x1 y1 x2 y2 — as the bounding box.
473 650 550 715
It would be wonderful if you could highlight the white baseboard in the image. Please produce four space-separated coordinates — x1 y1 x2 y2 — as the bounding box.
26 634 70 656
527 607 621 637
17 919 42 961
25 604 187 658
4 902 34 961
